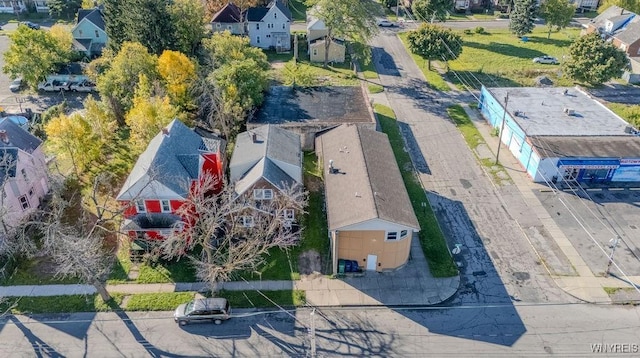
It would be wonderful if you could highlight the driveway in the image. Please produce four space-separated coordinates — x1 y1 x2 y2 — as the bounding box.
370 30 570 305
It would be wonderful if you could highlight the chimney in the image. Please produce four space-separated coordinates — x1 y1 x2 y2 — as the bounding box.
252 132 257 143
162 127 169 136
329 159 335 174
0 130 8 144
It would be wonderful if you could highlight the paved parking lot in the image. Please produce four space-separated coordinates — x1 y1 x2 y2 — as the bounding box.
0 23 87 115
534 187 640 277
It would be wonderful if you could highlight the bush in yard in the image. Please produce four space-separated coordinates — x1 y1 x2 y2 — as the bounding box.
474 26 485 34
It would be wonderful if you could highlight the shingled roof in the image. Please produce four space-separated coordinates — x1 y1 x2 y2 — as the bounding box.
211 2 243 23
614 20 640 45
116 119 225 201
246 0 291 22
76 7 105 31
0 118 42 185
317 125 419 231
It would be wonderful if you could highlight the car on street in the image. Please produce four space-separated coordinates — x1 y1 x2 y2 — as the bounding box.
20 21 40 30
532 55 559 64
174 298 231 326
376 18 396 27
38 80 67 92
9 78 22 92
70 80 97 92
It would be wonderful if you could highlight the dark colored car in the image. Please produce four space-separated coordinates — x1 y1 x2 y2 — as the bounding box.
20 21 40 30
174 298 231 326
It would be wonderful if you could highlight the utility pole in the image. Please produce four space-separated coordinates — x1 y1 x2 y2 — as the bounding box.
310 308 316 358
605 237 620 277
495 93 509 165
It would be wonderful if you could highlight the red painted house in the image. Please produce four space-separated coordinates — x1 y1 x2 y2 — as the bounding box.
116 119 225 252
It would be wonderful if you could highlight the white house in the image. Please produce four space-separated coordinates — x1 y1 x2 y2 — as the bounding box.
0 0 48 14
0 118 49 235
246 0 292 51
72 6 107 58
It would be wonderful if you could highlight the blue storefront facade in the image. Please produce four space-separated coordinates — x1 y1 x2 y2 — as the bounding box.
479 86 640 185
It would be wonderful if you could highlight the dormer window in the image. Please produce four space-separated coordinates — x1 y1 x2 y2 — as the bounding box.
254 189 273 200
135 200 146 213
161 200 171 213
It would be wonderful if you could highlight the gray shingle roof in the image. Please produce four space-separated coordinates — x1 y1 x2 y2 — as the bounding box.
268 0 292 20
317 124 419 231
234 157 297 196
614 20 640 44
229 125 302 185
246 0 291 22
0 117 42 153
117 119 225 201
77 7 105 31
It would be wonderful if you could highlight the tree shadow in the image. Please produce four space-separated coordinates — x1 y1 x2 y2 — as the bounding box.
7 315 65 357
371 46 402 77
463 41 547 60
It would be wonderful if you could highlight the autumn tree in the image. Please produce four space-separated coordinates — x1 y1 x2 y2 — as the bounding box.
169 0 207 56
126 74 184 153
281 60 316 87
562 32 628 85
305 0 380 67
411 0 452 23
93 42 159 125
158 50 197 110
540 0 575 39
509 0 537 37
3 26 73 89
45 112 102 177
160 174 308 290
202 31 269 69
407 24 462 70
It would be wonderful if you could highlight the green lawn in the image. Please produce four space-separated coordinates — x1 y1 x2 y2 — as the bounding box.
368 84 384 94
288 0 308 22
125 292 195 311
449 28 581 87
0 257 81 286
397 33 451 92
374 104 458 277
217 289 306 308
0 294 125 314
606 103 640 128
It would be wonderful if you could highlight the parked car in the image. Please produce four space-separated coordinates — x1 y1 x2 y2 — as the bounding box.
376 18 396 27
174 298 231 326
38 80 67 92
70 81 97 93
19 21 40 30
532 55 558 64
9 78 22 92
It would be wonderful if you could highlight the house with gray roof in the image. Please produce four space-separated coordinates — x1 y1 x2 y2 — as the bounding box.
72 6 107 58
315 124 419 274
117 119 225 246
584 6 636 35
0 118 49 237
230 124 302 198
245 0 291 51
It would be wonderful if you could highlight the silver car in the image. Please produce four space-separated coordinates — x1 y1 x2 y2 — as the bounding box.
174 298 231 326
532 55 558 64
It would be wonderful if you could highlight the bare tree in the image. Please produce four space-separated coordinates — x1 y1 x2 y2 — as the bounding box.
192 75 249 140
161 173 308 291
35 173 122 302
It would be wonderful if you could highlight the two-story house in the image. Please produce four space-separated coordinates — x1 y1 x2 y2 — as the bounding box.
211 2 244 35
0 118 49 236
229 125 302 227
0 0 48 14
72 6 107 58
246 0 292 51
116 119 225 251
306 7 345 63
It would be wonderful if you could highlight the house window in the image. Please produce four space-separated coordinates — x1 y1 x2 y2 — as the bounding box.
312 48 318 56
283 209 295 221
227 25 232 30
257 36 260 44
241 216 254 227
400 230 408 238
386 231 398 241
216 23 221 28
28 187 34 197
282 23 285 29
274 12 277 19
79 29 83 36
254 189 273 200
161 200 171 213
19 195 29 210
95 30 99 38
267 34 270 38
256 23 260 30
21 168 29 183
135 200 146 213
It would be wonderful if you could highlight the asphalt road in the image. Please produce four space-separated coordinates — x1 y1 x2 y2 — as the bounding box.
0 305 639 356
371 29 567 305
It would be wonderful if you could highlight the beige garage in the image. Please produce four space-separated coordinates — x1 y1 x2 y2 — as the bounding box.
316 124 420 273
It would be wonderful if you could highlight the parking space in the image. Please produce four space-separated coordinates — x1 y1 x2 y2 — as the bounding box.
0 23 88 115
534 187 640 276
